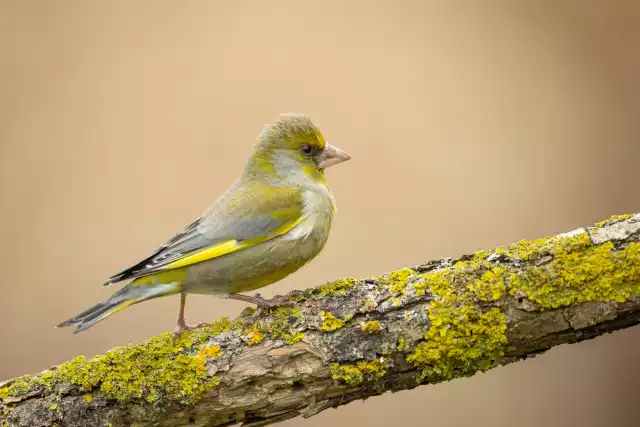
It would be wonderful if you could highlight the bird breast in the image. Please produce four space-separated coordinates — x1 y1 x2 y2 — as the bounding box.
285 185 335 243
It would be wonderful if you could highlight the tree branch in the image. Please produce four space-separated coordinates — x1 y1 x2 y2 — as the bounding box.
2 214 640 427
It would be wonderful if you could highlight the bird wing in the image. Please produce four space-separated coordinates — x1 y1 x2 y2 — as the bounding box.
104 182 305 285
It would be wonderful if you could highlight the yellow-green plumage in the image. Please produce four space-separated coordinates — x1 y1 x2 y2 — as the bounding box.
57 113 350 334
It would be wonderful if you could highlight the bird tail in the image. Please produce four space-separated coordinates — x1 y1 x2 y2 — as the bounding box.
56 282 181 334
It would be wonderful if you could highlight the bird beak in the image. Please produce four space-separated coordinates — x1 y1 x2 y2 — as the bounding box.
315 143 351 170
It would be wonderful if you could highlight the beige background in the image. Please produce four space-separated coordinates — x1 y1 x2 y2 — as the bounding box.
1 1 640 426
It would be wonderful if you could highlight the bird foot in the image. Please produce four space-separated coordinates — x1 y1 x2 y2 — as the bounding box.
232 293 295 327
173 320 207 341
255 294 294 309
229 292 294 309
242 307 264 328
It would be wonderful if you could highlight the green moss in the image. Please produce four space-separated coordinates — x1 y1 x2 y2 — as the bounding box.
594 214 634 227
257 306 304 344
361 320 383 334
330 359 388 386
48 403 58 410
3 319 234 405
0 388 8 399
319 311 345 331
468 267 507 301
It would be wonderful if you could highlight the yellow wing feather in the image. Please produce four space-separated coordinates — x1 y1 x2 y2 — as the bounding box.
148 215 304 271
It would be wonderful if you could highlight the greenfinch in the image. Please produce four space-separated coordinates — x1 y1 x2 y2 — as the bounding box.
57 113 350 337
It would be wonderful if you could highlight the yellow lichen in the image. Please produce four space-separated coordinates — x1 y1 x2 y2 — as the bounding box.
494 238 549 261
383 268 415 294
509 238 640 308
408 228 640 382
594 214 634 227
330 364 362 386
2 319 234 404
3 376 37 398
48 403 58 410
2 218 634 408
248 330 263 345
38 371 54 388
493 232 591 263
196 344 221 364
83 393 93 403
361 297 376 312
468 267 507 301
409 263 508 382
361 320 383 334
256 306 304 344
396 337 410 351
354 359 388 381
290 332 305 343
297 277 358 300
174 318 239 350
319 311 345 331
330 359 388 386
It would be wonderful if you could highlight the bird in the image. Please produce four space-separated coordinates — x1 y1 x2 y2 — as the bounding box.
57 113 350 338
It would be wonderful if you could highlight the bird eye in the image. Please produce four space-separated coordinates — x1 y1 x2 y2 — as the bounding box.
300 145 313 155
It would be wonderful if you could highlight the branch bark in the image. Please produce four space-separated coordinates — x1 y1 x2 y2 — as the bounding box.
2 214 640 427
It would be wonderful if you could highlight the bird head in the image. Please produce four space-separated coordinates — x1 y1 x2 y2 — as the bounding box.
246 114 350 183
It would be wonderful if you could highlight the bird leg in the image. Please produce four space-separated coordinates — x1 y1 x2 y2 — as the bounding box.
228 292 294 324
173 293 207 340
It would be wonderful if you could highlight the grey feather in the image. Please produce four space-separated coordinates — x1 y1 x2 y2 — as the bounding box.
103 180 303 285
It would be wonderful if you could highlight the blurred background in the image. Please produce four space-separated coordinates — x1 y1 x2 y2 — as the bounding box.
1 1 640 426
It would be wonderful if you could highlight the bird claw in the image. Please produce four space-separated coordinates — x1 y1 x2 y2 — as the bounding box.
231 293 295 327
256 295 294 308
242 306 264 328
173 321 207 341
